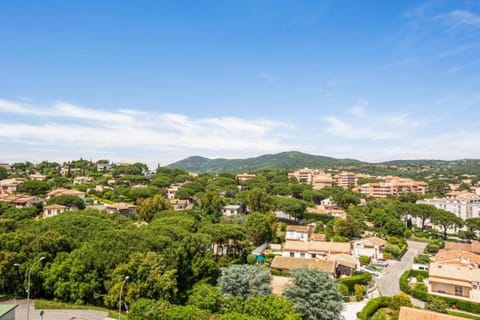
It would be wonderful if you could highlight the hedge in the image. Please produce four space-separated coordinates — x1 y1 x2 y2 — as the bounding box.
357 296 392 320
338 272 372 292
399 270 480 314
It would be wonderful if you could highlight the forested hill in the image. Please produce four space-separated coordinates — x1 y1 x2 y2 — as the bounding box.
167 151 480 176
167 151 363 172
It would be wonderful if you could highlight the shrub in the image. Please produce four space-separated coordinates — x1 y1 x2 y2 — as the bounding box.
354 284 364 302
389 293 412 310
357 296 392 320
338 283 349 297
416 274 424 282
426 244 440 253
371 309 388 320
246 254 257 265
384 243 401 258
359 255 371 266
399 271 411 294
414 254 431 265
414 282 427 292
426 296 449 313
339 272 372 292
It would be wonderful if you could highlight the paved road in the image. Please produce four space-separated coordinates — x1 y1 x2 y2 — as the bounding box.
376 241 427 307
0 299 110 320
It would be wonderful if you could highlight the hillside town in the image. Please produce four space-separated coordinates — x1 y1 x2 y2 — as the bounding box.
1 158 480 320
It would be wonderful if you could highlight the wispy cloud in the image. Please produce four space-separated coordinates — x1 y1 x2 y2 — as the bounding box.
256 72 276 82
435 10 480 28
349 99 368 118
0 99 291 165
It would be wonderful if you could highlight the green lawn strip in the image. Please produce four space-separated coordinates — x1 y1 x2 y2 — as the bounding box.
448 310 480 320
34 299 127 319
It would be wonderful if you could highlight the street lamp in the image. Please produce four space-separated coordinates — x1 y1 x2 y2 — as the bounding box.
26 256 45 320
13 263 21 304
118 276 129 320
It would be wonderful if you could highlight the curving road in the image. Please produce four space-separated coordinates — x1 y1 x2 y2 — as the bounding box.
375 241 427 307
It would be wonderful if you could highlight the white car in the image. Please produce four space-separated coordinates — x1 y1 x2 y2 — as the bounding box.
361 265 380 277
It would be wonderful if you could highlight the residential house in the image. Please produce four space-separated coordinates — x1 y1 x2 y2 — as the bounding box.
270 256 336 277
222 204 243 216
282 240 351 259
285 225 314 242
235 173 256 182
96 162 112 172
398 307 465 320
434 249 480 267
0 178 26 194
105 202 137 217
417 192 480 221
47 188 86 200
0 194 45 208
0 163 10 170
270 254 356 277
167 185 181 200
43 204 68 219
429 261 480 301
170 199 193 211
353 236 387 260
288 168 315 183
29 173 47 181
73 176 94 185
444 241 480 253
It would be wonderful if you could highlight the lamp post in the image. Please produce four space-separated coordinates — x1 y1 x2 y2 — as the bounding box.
118 276 129 320
26 256 45 320
13 263 21 304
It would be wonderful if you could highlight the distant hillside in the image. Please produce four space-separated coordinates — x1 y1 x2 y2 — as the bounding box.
167 151 364 173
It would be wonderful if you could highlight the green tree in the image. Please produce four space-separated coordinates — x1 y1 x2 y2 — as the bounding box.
161 305 211 320
389 292 412 310
218 265 271 299
284 268 343 320
187 283 222 313
410 204 435 232
465 218 480 236
273 196 307 220
431 209 463 239
18 180 50 195
246 188 272 213
201 190 224 218
0 167 7 180
245 213 271 246
136 195 171 222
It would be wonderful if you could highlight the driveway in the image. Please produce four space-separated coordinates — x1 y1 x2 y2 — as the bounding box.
375 241 427 307
0 299 109 320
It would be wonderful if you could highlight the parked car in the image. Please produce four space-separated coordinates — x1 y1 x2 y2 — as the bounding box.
374 259 388 268
361 265 380 277
412 263 429 271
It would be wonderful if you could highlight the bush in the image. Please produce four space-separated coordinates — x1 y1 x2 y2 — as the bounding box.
414 254 431 265
359 255 371 266
357 296 392 320
246 254 257 265
354 284 365 302
389 293 412 310
338 283 349 297
414 282 427 292
426 244 440 253
339 272 372 292
399 271 411 294
416 274 424 282
384 243 401 258
426 296 449 313
371 309 388 320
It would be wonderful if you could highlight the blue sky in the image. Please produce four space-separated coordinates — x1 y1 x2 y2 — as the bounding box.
1 0 480 167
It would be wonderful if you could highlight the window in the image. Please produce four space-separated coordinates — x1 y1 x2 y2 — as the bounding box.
455 286 463 296
300 253 305 258
311 254 316 258
290 252 294 257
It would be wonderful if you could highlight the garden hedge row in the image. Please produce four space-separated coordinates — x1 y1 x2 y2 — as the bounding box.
339 272 372 292
357 296 392 320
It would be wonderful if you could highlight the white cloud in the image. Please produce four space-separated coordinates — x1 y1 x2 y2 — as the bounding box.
0 99 291 166
435 10 480 28
349 99 368 118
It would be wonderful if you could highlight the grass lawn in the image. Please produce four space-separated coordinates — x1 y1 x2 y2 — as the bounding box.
448 310 480 320
34 299 127 319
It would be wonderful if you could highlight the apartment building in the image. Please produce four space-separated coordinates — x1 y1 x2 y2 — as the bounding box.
288 168 333 190
235 173 256 182
417 191 480 220
333 172 358 188
360 176 428 198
